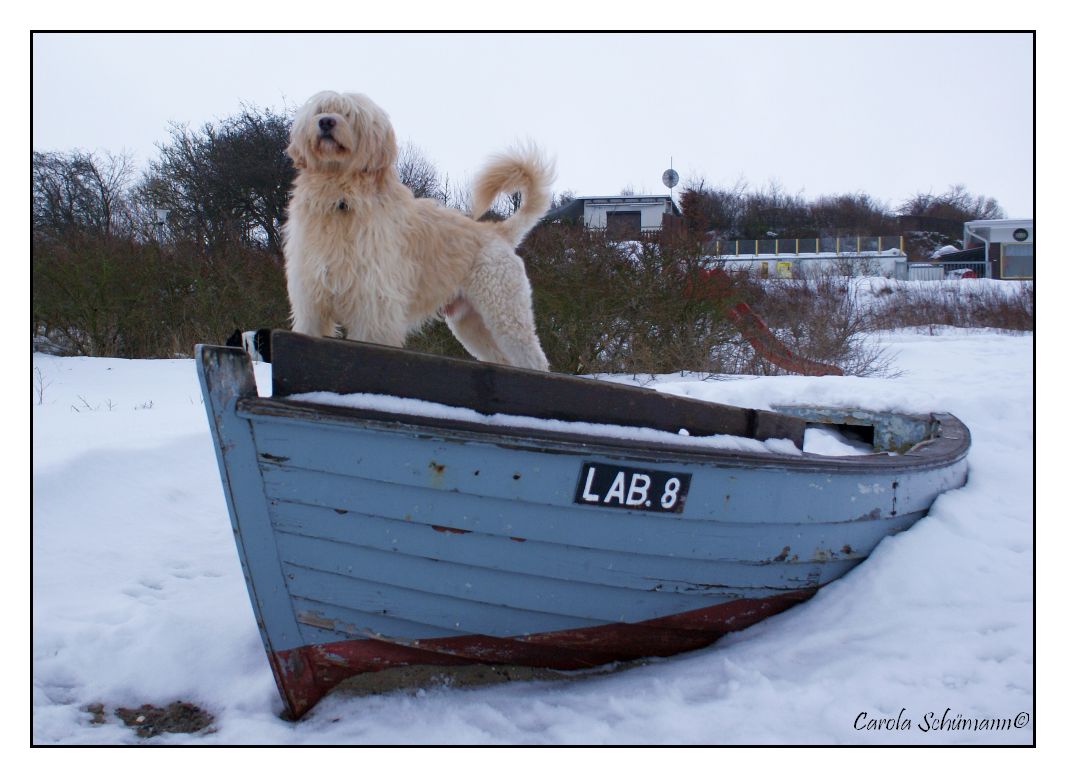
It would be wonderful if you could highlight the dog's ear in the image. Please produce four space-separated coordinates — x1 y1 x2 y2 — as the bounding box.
355 121 397 173
286 141 307 170
354 103 398 172
368 122 398 172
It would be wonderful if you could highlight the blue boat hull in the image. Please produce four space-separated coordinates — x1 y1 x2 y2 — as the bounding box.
197 334 969 718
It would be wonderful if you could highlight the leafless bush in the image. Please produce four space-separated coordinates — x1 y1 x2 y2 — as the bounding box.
733 270 896 377
413 226 891 377
410 228 738 375
37 219 1023 375
32 233 289 358
863 281 1034 333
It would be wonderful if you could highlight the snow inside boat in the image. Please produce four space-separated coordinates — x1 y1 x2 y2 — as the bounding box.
196 331 970 719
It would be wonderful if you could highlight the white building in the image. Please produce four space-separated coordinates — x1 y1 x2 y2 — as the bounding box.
543 195 681 237
962 218 1034 280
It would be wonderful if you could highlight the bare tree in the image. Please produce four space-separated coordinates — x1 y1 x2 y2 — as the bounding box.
679 177 747 237
33 150 136 240
551 190 576 209
895 184 1007 258
680 177 918 240
439 174 473 213
899 184 1005 225
810 192 896 236
396 142 444 200
137 104 294 255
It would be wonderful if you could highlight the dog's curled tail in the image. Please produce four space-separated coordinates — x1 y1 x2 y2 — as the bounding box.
471 144 556 247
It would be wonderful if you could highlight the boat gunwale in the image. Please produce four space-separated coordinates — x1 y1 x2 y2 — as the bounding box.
235 394 970 475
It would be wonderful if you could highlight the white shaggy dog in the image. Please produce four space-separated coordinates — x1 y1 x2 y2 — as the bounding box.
283 90 553 370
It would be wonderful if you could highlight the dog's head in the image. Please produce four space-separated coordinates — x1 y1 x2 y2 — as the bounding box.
286 91 398 175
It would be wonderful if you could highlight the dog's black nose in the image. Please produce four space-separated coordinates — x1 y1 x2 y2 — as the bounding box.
318 116 336 133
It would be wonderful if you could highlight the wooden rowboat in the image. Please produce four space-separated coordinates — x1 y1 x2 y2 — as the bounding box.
196 332 970 719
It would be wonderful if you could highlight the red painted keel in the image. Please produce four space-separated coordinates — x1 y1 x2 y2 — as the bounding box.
271 590 814 718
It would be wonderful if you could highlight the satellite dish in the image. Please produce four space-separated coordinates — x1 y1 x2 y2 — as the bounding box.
662 168 679 188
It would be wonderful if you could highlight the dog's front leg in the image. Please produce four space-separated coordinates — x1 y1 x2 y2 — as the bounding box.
289 295 333 338
343 329 406 348
342 305 408 348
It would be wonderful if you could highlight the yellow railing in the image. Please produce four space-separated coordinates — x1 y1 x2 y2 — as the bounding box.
709 236 905 256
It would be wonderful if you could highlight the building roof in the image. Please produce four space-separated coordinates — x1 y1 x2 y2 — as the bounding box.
543 194 680 223
578 195 676 203
542 198 584 222
964 218 1033 228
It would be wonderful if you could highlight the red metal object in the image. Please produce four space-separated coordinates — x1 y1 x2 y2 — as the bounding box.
726 302 844 377
685 267 844 377
270 590 813 718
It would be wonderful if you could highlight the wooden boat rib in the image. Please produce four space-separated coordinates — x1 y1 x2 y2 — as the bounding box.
197 331 970 719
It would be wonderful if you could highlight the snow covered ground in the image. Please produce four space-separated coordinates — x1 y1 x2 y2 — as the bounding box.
32 326 1033 745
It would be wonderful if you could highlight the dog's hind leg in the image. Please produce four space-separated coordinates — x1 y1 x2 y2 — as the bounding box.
463 258 550 371
443 297 510 365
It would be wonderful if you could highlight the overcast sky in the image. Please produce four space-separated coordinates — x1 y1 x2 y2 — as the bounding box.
32 32 1034 217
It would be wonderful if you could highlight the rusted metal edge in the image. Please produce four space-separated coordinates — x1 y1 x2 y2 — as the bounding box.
273 589 813 719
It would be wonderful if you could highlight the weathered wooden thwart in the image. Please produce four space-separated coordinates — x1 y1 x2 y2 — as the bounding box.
197 332 970 719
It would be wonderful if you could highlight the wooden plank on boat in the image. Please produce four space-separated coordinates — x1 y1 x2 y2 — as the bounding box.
269 331 807 446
